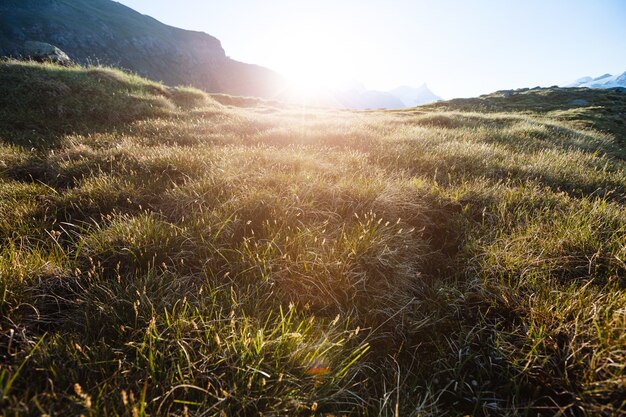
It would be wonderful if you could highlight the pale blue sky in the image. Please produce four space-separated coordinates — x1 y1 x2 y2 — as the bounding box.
117 0 626 98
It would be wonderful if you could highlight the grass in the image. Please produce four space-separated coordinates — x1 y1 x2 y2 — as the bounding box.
422 86 626 147
0 60 625 416
0 60 211 148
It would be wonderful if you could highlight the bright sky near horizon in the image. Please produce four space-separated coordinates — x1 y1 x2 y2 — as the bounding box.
117 0 626 99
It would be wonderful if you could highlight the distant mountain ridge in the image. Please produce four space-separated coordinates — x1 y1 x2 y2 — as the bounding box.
0 0 286 98
390 84 442 107
566 71 626 89
287 82 442 110
333 86 406 110
340 83 442 109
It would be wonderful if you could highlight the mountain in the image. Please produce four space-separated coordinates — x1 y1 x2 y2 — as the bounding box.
12 0 618 115
332 83 406 109
340 89 405 109
0 0 442 109
279 81 434 110
281 82 442 110
0 0 286 98
334 82 442 109
566 71 626 89
390 84 442 106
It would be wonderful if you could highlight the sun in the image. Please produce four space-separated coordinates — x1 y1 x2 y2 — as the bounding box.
286 67 338 101
272 26 352 100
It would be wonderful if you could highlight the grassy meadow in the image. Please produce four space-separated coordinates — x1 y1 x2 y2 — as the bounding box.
0 60 625 416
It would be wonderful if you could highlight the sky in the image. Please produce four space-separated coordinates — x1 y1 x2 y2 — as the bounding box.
117 0 626 99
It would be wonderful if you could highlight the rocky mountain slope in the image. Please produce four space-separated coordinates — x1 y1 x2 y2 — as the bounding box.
0 0 286 98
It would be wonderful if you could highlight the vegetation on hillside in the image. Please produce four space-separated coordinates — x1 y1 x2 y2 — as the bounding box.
422 86 626 146
0 60 625 416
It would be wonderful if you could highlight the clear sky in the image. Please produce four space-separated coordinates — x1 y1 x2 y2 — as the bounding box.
117 0 626 98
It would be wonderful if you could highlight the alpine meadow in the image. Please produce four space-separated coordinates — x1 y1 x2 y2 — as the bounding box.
0 59 625 416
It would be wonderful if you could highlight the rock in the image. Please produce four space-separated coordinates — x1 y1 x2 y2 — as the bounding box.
21 41 73 65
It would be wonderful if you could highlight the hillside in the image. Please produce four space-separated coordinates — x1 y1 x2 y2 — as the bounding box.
422 86 626 146
0 61 625 416
0 0 285 98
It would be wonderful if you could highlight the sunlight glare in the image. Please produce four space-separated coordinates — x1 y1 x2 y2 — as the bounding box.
272 24 354 100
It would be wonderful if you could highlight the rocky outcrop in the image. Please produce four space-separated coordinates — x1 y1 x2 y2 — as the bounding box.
21 41 73 65
0 0 286 98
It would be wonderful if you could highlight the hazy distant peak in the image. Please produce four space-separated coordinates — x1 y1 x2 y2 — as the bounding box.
573 76 593 84
335 81 368 93
389 84 442 107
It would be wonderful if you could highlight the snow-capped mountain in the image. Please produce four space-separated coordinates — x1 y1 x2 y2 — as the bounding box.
567 71 626 89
